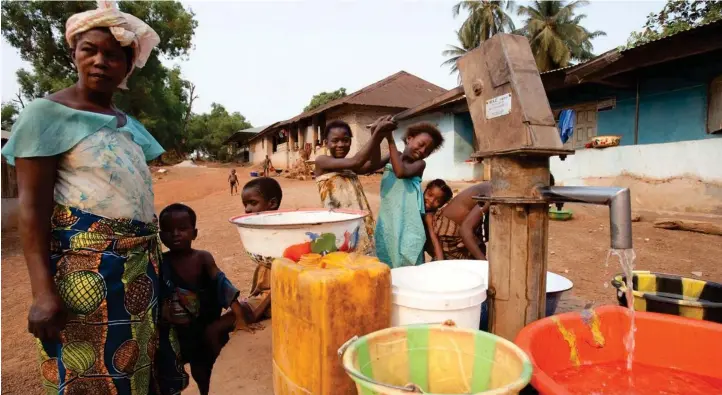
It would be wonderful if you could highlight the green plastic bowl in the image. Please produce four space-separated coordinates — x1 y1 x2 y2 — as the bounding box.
548 209 572 221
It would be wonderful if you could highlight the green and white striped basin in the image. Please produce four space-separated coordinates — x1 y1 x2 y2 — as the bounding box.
340 323 532 395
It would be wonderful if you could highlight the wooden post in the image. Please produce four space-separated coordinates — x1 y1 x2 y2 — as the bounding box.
458 34 573 340
486 156 549 338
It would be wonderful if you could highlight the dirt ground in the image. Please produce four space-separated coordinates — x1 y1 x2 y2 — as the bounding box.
2 166 721 395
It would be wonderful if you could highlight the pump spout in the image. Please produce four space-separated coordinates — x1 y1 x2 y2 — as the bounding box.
537 186 633 250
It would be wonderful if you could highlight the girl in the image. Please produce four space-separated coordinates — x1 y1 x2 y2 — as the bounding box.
422 179 454 261
314 117 392 255
375 122 445 268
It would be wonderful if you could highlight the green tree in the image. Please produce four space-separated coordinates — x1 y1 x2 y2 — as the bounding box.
1 1 198 151
443 1 515 76
517 0 605 72
452 1 515 41
1 102 19 131
626 0 722 48
304 88 347 112
441 23 482 76
185 103 252 161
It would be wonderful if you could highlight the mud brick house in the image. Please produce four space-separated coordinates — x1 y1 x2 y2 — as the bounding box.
247 71 447 169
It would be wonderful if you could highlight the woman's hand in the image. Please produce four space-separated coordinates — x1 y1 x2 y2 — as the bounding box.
372 115 397 136
28 291 67 342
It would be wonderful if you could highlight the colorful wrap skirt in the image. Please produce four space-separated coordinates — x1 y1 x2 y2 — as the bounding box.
38 205 176 395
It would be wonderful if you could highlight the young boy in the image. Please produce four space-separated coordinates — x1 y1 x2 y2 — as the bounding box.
240 177 283 322
158 203 246 395
314 117 393 254
376 121 445 268
228 169 239 196
263 155 273 177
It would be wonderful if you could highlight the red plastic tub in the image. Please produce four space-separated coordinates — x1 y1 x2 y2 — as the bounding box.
515 305 722 394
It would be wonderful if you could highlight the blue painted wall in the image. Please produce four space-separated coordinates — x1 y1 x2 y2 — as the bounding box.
453 112 475 162
547 51 722 146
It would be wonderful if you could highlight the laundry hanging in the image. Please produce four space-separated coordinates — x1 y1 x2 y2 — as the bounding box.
558 109 576 144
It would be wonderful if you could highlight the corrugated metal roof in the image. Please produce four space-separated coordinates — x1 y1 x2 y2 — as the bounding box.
622 18 722 52
227 123 278 145
250 71 448 142
541 19 722 75
236 125 271 135
278 71 447 126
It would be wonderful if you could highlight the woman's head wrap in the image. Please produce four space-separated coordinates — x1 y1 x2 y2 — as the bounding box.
65 0 161 89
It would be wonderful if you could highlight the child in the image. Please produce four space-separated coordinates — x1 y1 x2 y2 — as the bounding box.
375 122 444 268
431 182 492 261
314 117 393 254
263 155 273 177
228 169 239 196
240 177 283 322
422 179 454 261
157 204 246 395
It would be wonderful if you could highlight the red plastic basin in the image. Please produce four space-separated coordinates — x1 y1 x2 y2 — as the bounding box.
515 305 722 394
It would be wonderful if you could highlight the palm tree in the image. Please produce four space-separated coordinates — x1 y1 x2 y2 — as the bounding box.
517 0 606 72
442 1 515 76
452 1 516 41
441 23 482 76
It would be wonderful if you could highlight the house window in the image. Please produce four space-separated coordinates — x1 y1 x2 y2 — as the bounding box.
708 75 722 134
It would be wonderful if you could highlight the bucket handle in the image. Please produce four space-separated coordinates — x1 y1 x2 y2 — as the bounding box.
337 335 358 359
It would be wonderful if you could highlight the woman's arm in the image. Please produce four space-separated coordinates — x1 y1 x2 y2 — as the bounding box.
16 156 67 341
314 130 388 173
423 213 444 261
316 118 394 174
387 136 425 178
459 205 487 260
357 153 390 174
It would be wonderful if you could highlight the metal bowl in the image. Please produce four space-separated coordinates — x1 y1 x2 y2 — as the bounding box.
229 209 368 266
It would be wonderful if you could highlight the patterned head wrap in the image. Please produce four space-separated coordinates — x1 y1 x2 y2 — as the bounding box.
65 0 160 89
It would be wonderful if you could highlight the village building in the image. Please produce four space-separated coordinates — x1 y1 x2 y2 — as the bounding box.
246 71 447 170
224 124 272 163
394 20 721 211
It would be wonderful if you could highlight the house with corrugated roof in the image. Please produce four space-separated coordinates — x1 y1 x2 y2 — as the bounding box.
394 20 722 199
247 71 447 169
223 124 274 163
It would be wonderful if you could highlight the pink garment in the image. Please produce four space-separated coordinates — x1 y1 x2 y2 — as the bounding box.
65 0 160 89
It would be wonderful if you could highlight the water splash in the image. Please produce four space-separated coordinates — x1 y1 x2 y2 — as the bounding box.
608 248 637 371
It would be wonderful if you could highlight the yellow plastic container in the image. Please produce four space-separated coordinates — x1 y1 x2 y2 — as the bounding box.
272 252 392 395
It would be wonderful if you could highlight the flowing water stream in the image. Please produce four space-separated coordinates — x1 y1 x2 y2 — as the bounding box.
606 248 637 371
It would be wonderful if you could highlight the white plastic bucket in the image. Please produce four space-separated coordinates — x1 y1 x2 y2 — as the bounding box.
425 260 574 327
425 260 573 293
390 265 487 330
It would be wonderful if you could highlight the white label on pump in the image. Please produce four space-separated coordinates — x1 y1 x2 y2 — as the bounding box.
485 93 512 119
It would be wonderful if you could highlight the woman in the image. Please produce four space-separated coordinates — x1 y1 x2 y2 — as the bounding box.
1 3 179 394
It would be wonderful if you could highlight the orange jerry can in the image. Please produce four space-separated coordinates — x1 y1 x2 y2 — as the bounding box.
271 252 391 394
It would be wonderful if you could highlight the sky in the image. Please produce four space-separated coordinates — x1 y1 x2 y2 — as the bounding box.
1 0 664 126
